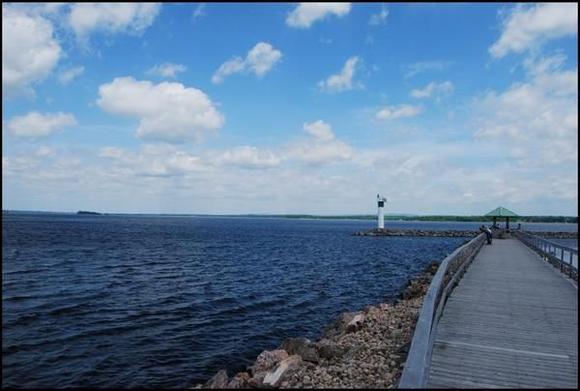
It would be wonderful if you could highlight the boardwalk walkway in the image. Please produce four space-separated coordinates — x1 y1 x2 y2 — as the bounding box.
428 238 578 388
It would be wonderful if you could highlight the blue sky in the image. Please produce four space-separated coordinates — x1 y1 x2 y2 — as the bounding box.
2 3 578 215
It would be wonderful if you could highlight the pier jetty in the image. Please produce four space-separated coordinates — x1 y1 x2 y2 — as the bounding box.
399 230 578 388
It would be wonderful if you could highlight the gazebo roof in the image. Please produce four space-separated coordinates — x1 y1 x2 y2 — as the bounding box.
485 206 518 217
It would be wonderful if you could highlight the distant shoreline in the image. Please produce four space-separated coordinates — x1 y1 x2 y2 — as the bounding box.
2 210 577 224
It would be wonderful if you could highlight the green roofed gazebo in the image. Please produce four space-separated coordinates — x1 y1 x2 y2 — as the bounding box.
485 206 518 229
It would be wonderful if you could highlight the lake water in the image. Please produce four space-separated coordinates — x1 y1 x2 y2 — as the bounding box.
2 213 576 388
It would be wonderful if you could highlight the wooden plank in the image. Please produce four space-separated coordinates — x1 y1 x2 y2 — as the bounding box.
427 239 578 389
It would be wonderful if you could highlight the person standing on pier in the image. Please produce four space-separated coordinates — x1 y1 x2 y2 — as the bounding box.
481 225 493 245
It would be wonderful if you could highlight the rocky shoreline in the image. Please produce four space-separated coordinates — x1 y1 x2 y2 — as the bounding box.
353 228 477 237
195 261 441 389
354 228 578 240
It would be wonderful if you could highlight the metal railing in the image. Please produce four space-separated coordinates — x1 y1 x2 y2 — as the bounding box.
514 230 578 279
398 233 486 388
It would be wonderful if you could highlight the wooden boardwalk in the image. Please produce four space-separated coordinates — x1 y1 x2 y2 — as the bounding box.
428 238 578 388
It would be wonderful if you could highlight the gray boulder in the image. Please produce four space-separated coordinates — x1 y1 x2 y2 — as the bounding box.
315 339 347 359
205 369 229 389
280 337 319 363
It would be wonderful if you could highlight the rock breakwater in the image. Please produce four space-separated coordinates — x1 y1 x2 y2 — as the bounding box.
195 262 440 389
533 231 578 239
354 228 478 238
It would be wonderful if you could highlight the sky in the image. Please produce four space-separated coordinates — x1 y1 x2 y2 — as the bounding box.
2 2 578 216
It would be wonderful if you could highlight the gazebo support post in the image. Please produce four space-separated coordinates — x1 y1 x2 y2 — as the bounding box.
493 217 497 228
506 217 509 230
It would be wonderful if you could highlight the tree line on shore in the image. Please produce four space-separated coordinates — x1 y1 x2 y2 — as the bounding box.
241 214 578 224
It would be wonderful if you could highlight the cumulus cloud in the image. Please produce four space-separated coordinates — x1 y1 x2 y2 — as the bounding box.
97 77 225 143
376 105 422 120
146 62 187 78
474 55 577 165
68 3 161 42
410 81 454 99
284 120 352 165
369 5 388 26
212 42 282 84
58 66 85 84
490 3 578 58
286 3 351 28
318 56 362 93
2 5 62 96
7 111 77 139
303 120 335 141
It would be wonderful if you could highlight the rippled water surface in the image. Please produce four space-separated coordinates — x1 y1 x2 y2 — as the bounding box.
2 213 575 388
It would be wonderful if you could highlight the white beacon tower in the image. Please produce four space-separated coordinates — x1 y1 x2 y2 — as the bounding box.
377 194 387 229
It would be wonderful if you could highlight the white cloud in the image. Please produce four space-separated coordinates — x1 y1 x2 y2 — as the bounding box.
411 81 454 99
215 146 281 169
376 105 422 120
68 3 161 42
318 56 362 93
403 60 454 79
212 42 282 84
474 55 578 165
490 3 578 58
286 3 351 28
4 138 577 215
369 5 388 26
98 145 208 177
146 62 187 78
284 120 352 165
303 120 335 141
2 5 62 96
286 140 353 166
7 111 77 138
192 3 206 21
58 66 85 84
97 77 225 143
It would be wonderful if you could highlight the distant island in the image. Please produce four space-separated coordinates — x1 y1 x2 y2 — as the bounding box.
76 210 102 215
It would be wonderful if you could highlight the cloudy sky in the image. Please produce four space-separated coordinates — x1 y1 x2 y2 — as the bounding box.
2 3 578 215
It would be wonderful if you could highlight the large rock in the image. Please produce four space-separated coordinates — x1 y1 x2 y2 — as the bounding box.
205 369 229 389
316 339 347 359
280 337 319 363
346 313 365 332
227 372 250 389
250 349 289 375
323 312 355 338
263 355 303 387
248 349 289 386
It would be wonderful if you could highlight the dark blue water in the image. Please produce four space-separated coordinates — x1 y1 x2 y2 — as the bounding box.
1 213 573 388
